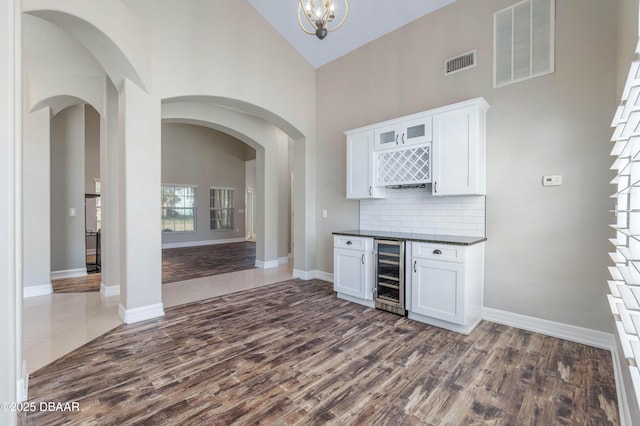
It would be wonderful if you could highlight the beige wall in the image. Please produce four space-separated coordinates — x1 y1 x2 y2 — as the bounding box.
316 0 618 332
50 104 86 272
161 123 255 245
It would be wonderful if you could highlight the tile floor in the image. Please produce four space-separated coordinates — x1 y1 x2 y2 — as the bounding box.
23 264 294 373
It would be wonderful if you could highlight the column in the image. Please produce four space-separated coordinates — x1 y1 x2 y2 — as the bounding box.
117 78 164 323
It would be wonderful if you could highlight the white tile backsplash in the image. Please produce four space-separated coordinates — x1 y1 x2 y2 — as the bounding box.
360 187 485 237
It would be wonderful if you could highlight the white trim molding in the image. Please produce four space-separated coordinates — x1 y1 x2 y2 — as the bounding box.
23 283 52 298
611 343 633 426
162 237 244 249
17 361 27 402
50 268 87 280
483 307 615 350
100 283 120 298
278 256 289 265
293 269 315 280
118 303 165 324
255 259 279 269
314 270 333 282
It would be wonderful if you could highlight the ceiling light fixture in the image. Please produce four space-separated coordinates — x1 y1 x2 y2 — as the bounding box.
298 0 349 40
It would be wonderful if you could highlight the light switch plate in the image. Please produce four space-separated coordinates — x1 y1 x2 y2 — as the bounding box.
542 175 563 186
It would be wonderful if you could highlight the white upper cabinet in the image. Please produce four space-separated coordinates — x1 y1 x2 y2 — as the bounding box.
345 97 488 199
346 130 384 199
374 116 432 151
431 98 488 196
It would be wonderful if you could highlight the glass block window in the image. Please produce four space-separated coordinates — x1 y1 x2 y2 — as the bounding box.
210 188 234 231
161 184 196 232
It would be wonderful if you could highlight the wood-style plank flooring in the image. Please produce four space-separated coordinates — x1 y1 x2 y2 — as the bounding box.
162 241 256 284
51 273 102 293
52 242 257 292
26 279 618 425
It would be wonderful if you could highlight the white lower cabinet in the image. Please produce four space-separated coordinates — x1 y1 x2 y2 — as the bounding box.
411 258 465 324
333 236 374 305
407 241 484 334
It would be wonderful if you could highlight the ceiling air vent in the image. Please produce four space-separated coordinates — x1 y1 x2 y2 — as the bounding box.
444 50 477 76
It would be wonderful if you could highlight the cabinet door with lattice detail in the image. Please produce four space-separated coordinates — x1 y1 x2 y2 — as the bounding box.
376 144 431 186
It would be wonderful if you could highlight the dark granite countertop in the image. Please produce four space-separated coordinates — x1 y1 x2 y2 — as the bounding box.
332 230 486 246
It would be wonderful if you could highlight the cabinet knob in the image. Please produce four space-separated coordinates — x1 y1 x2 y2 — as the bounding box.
433 249 442 255
346 240 352 245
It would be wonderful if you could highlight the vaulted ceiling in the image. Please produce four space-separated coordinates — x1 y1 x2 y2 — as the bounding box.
247 0 457 68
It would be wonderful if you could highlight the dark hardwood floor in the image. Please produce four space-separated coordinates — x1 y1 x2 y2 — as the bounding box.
27 279 618 425
52 241 257 293
162 241 256 284
51 273 102 293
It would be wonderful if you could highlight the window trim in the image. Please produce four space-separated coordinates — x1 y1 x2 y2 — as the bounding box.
161 183 197 233
209 187 235 232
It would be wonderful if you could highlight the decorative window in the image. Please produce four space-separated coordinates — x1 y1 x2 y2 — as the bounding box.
494 0 555 88
210 188 234 231
161 184 196 232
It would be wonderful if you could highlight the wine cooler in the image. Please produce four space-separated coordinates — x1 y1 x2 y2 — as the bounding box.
374 239 406 316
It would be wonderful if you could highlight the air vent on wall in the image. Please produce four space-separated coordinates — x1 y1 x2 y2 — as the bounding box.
444 50 476 76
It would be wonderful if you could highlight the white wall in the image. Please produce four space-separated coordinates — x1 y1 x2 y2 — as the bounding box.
161 123 255 246
50 104 86 273
316 0 617 332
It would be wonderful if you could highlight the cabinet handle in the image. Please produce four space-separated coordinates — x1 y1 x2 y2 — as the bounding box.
414 260 417 273
402 133 405 144
434 181 437 193
369 186 372 196
346 240 352 245
362 254 365 264
395 135 399 145
433 249 442 255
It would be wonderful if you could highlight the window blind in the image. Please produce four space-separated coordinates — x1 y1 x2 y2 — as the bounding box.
610 58 640 410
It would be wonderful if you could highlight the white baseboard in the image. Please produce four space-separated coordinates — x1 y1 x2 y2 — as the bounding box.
118 303 165 324
293 269 315 280
100 283 120 297
23 283 52 298
255 259 279 269
611 344 633 426
314 270 333 282
483 307 615 350
162 238 245 249
17 360 28 402
278 256 289 265
50 268 87 280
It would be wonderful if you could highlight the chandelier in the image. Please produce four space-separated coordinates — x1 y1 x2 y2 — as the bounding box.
297 0 349 40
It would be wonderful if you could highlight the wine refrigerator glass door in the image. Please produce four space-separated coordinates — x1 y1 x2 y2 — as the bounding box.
374 239 405 315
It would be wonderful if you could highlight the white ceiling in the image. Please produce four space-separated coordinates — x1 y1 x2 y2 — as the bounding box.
247 0 457 69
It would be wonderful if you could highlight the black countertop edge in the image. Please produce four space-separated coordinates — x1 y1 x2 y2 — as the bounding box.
332 230 487 246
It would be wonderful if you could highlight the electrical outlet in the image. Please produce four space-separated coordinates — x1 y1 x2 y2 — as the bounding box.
542 175 563 186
